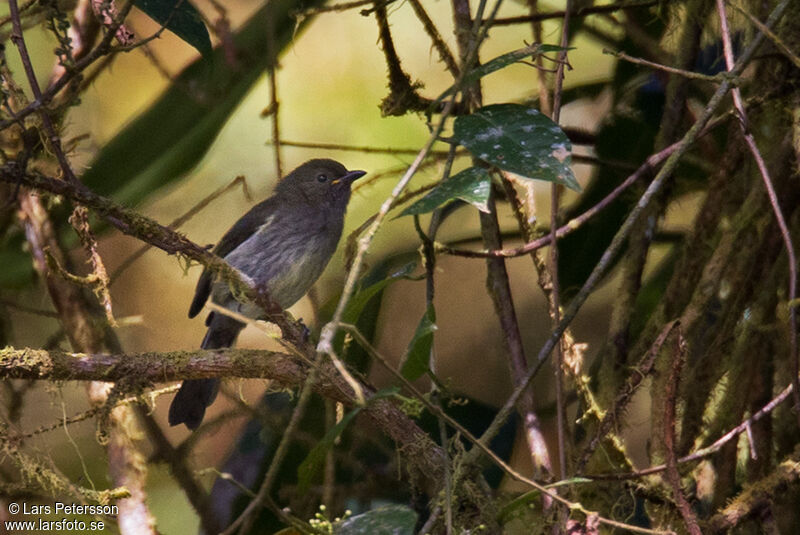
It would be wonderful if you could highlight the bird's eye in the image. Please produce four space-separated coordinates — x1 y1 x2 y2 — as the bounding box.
317 174 328 183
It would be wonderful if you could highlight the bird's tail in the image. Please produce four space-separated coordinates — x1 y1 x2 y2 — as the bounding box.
168 312 245 430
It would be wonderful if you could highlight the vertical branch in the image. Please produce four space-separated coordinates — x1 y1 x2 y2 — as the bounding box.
69 206 115 326
549 0 571 482
17 193 157 535
662 331 701 535
7 3 156 531
414 206 455 533
450 0 554 476
481 189 553 475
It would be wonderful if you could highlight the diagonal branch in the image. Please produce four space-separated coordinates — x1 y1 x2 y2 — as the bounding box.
715 0 799 424
469 0 794 462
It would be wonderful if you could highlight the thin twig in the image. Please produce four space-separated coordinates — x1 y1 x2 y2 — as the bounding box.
0 299 59 318
221 369 320 535
340 324 674 535
110 175 250 284
715 0 799 424
8 0 80 184
731 2 800 69
0 0 37 30
271 139 449 156
292 0 393 17
662 331 701 535
550 0 571 482
589 379 797 480
491 0 662 26
605 48 726 82
466 0 793 464
317 103 454 381
413 203 453 532
528 0 551 116
266 13 282 178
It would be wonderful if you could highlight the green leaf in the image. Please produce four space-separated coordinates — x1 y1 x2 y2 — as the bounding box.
400 304 437 381
453 103 581 191
297 407 361 494
334 505 417 535
135 0 212 58
398 166 490 217
434 44 572 105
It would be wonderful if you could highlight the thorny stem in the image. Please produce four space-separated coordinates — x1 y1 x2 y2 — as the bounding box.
576 320 681 472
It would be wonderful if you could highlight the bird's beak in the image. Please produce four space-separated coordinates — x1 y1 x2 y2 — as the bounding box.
332 170 366 185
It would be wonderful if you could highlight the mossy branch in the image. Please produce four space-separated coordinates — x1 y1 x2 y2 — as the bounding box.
0 166 304 342
0 346 298 383
0 344 449 491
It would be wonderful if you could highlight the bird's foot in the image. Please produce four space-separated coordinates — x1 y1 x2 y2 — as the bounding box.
296 318 311 343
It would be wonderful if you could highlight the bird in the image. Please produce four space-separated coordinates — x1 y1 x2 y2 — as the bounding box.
168 159 366 430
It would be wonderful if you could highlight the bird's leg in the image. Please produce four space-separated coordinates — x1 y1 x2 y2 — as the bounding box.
296 318 311 343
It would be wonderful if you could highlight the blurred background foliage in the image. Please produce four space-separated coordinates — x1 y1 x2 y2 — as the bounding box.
1 0 799 533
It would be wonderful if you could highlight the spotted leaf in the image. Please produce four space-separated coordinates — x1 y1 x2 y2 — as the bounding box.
453 103 581 191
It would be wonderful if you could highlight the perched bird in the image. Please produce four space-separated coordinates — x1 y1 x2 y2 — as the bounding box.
169 159 366 430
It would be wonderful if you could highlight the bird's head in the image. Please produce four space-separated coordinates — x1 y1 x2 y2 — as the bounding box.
276 159 366 208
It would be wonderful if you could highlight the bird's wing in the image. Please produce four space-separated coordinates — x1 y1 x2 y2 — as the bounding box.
188 198 276 318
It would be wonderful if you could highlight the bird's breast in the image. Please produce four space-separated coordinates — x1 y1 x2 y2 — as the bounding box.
213 212 344 312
